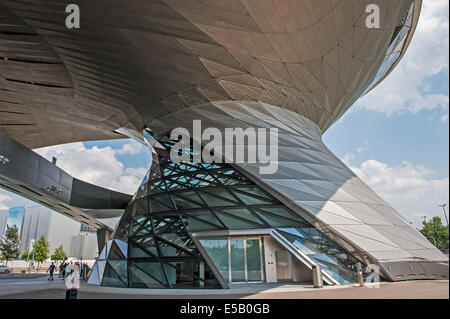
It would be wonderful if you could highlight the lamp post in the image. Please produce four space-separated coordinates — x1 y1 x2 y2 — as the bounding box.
78 232 88 277
438 204 448 228
27 239 35 273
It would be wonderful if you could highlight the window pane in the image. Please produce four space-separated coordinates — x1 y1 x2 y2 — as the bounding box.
199 238 229 283
230 239 245 282
246 240 261 281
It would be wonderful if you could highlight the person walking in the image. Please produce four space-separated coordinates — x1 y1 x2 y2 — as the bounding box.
84 263 90 279
65 269 80 299
61 262 67 279
66 261 73 277
74 262 80 277
59 262 64 278
47 262 56 281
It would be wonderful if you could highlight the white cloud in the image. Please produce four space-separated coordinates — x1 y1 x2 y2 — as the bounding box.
440 113 449 123
0 193 12 210
342 153 355 165
357 0 449 115
116 142 142 155
34 141 149 195
349 159 449 227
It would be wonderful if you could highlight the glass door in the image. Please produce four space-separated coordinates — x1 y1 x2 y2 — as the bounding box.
200 237 264 284
246 239 262 282
230 239 245 282
230 238 263 283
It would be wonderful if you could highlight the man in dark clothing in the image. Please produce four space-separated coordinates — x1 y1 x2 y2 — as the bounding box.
59 263 64 278
48 262 56 281
61 263 66 279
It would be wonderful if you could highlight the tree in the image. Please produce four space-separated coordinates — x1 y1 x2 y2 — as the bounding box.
0 227 21 265
21 249 31 260
32 235 50 269
420 217 449 252
51 245 67 262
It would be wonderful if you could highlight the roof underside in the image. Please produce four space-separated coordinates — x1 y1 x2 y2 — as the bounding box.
0 0 419 148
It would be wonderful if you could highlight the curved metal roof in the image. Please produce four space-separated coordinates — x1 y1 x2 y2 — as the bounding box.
0 0 420 148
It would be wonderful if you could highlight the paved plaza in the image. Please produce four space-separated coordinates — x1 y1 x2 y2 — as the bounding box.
0 275 447 299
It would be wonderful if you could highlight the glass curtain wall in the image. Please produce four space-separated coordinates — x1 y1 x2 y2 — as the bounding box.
89 134 365 288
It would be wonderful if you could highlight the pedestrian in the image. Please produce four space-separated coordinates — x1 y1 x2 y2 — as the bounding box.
83 263 89 279
61 262 67 279
47 262 56 281
66 261 73 276
65 269 80 299
59 262 63 278
73 262 80 278
84 263 90 279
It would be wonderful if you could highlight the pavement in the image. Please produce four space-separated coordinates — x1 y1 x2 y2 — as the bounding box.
0 277 448 299
0 273 47 280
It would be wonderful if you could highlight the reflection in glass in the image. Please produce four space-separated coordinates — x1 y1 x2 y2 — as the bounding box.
200 239 229 283
364 1 415 94
278 228 362 284
246 240 262 281
230 240 245 282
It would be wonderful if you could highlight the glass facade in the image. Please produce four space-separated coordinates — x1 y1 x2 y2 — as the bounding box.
277 228 361 284
88 134 364 288
364 1 416 94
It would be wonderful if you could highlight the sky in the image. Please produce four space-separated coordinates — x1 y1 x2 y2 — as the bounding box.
0 1 448 230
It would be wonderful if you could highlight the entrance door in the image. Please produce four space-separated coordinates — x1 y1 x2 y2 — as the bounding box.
246 239 262 281
199 237 264 284
230 238 263 283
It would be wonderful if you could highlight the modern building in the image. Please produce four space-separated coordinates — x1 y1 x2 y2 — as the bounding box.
0 0 448 289
0 206 98 260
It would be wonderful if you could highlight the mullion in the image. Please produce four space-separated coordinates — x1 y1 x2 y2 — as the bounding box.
169 192 205 206
128 238 159 259
161 260 211 285
131 218 152 235
104 261 128 286
180 212 226 230
253 207 310 226
131 261 169 288
190 188 228 229
154 234 199 258
230 186 276 202
214 209 266 227
148 201 172 288
197 189 240 205
205 172 271 227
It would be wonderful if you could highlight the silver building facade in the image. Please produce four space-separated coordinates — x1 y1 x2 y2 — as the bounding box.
0 0 447 288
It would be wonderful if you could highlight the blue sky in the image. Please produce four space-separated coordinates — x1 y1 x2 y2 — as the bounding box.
0 1 448 230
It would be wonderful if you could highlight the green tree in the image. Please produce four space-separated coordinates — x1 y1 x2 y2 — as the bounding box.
420 217 449 252
51 245 67 262
0 227 21 265
32 235 50 269
21 249 31 260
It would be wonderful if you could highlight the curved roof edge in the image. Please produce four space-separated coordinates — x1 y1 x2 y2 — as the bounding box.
364 0 423 96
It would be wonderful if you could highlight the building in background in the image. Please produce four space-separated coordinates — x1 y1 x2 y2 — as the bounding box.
3 206 25 236
0 206 98 260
